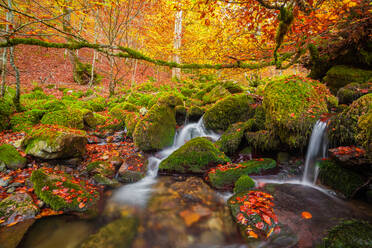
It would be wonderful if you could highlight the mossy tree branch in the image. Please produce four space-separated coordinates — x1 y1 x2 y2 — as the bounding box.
0 38 296 70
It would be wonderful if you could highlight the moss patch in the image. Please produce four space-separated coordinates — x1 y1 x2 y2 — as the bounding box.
0 144 26 170
10 109 45 132
159 137 230 174
0 193 39 225
323 65 372 91
233 175 255 194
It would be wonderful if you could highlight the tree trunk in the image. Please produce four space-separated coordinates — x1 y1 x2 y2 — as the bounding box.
0 47 8 98
109 56 115 97
172 10 182 79
89 15 99 87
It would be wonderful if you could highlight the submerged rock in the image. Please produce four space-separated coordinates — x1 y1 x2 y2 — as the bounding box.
0 144 26 170
159 137 230 174
22 125 87 159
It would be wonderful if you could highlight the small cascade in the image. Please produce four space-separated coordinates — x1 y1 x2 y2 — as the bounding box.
112 116 220 206
302 119 329 184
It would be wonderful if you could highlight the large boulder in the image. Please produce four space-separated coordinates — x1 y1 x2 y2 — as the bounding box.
215 121 252 155
262 76 330 151
0 192 39 226
31 168 99 211
41 108 85 129
323 65 372 92
329 93 372 151
133 95 182 151
203 94 256 132
22 125 87 159
0 144 26 170
0 98 15 131
159 137 230 174
337 82 371 105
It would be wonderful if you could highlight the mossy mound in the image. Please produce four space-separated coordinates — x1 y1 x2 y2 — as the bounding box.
0 144 26 170
22 125 87 159
10 109 45 132
79 216 138 248
85 95 106 112
41 109 85 129
329 94 372 150
319 219 372 248
221 80 244 94
186 106 204 122
133 96 181 151
215 121 253 155
202 85 231 104
263 76 329 150
337 83 371 105
233 175 255 194
0 98 15 131
204 94 255 132
109 102 138 121
124 112 140 137
208 159 276 189
86 161 119 187
323 65 372 92
245 130 280 153
73 60 101 85
93 113 107 126
31 168 99 211
0 193 39 226
159 137 230 174
318 160 366 198
43 100 66 112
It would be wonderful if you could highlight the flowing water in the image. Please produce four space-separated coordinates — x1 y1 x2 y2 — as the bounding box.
111 117 220 207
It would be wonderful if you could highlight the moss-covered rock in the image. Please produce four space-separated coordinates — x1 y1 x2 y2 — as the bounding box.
86 161 119 187
323 65 372 92
41 109 85 129
73 60 101 85
109 102 138 119
123 112 139 138
186 106 204 122
215 121 253 155
221 80 244 94
263 76 329 150
337 83 371 105
43 100 66 112
0 193 39 226
318 160 366 198
93 113 107 126
245 130 280 153
10 109 45 132
233 175 255 194
133 96 181 151
175 105 187 126
208 159 276 189
204 94 256 132
79 216 138 248
319 219 372 248
329 94 372 150
31 168 99 211
22 125 87 159
118 170 144 184
0 144 26 170
159 137 230 174
85 95 106 112
202 85 231 104
0 98 15 131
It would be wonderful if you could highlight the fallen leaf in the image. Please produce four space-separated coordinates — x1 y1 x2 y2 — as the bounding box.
301 211 312 219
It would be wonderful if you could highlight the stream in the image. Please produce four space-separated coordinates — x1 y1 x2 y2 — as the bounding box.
17 118 372 248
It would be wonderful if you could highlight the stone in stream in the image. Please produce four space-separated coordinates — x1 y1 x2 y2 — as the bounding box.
186 105 204 122
0 144 26 170
159 137 230 174
21 124 87 160
85 161 120 187
0 192 39 226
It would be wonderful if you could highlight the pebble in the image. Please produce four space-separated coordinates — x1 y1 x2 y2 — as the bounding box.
7 187 15 193
0 176 12 187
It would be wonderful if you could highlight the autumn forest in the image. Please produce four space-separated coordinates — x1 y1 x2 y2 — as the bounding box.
0 0 371 247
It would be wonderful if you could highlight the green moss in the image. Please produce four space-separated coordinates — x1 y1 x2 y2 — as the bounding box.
186 106 204 122
319 220 372 248
124 112 139 137
245 130 280 152
323 65 372 91
93 113 107 126
159 137 230 174
233 175 255 194
86 161 118 187
318 160 366 198
125 92 156 108
222 80 244 93
175 105 187 125
208 159 276 189
0 144 26 170
31 168 99 211
133 101 177 151
356 109 372 150
337 83 371 105
204 93 255 131
0 97 15 131
74 60 102 85
41 108 85 129
0 193 39 224
215 121 253 155
86 96 106 112
119 170 144 184
329 94 372 149
109 102 138 122
21 90 49 100
43 100 66 112
10 109 45 132
202 85 231 104
263 76 329 150
79 216 138 248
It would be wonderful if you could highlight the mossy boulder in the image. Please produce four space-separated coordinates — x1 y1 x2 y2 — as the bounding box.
93 113 107 126
43 100 66 112
323 65 372 92
204 94 256 132
86 161 119 187
263 76 329 150
159 137 230 174
10 109 45 132
124 112 140 137
118 170 144 184
0 144 26 170
221 80 244 94
85 95 106 112
0 193 39 226
175 105 187 126
329 94 372 150
202 85 231 104
245 130 281 153
233 175 255 194
208 159 276 189
41 109 84 129
186 106 204 122
0 98 15 131
337 83 371 105
318 160 367 198
31 168 99 211
79 216 138 248
215 121 253 155
109 102 138 121
73 60 101 85
133 95 182 151
319 220 372 248
22 125 87 159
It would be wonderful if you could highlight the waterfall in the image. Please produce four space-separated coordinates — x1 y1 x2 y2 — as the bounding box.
302 120 329 184
111 117 219 206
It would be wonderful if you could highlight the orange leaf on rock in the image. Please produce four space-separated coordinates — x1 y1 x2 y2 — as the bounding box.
301 211 312 219
179 210 201 227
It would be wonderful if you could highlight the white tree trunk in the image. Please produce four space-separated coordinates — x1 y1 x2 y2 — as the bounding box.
1 48 7 97
89 15 99 87
172 10 182 79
